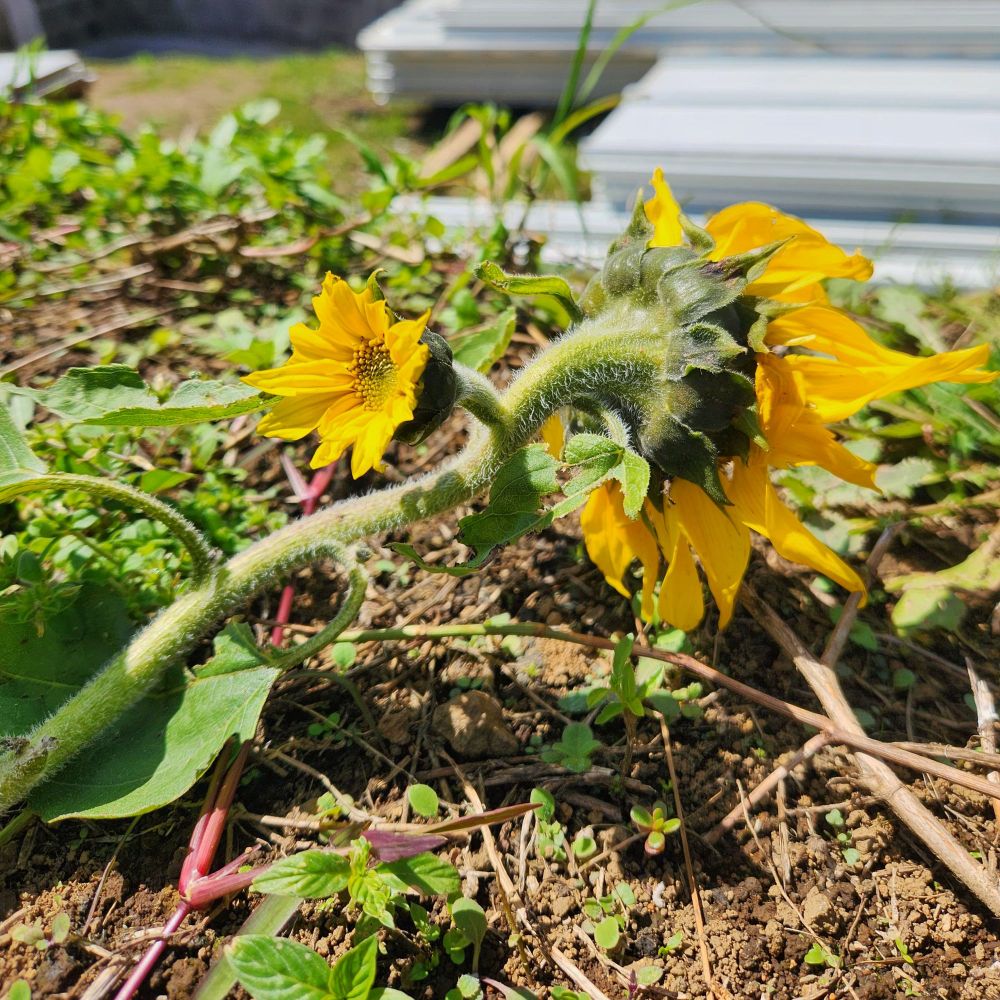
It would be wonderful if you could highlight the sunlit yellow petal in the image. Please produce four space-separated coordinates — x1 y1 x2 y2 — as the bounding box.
782 344 995 423
288 321 355 364
243 360 355 396
670 479 750 628
728 450 866 596
350 414 395 477
755 355 877 489
644 167 684 249
646 500 704 630
255 394 332 440
705 202 872 303
541 414 565 459
388 312 431 366
581 482 660 615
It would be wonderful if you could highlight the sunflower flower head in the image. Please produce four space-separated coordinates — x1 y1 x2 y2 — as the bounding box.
580 169 996 631
244 273 456 478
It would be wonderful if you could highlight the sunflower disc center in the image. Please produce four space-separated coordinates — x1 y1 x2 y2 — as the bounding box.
350 339 398 410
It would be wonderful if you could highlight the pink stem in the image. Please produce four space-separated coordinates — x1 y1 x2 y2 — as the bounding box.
191 742 250 882
113 902 191 1000
179 746 232 893
183 864 270 909
269 462 335 646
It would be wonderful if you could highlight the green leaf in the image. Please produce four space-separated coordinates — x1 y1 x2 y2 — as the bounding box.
379 852 461 897
17 365 268 427
252 851 351 899
407 783 440 818
617 450 650 519
370 991 416 1000
195 622 271 678
0 400 46 494
8 980 32 1000
1 586 278 820
541 722 601 773
229 935 333 1000
474 261 582 323
594 916 620 950
451 898 486 965
0 582 134 737
875 456 940 499
329 935 378 1000
452 308 516 373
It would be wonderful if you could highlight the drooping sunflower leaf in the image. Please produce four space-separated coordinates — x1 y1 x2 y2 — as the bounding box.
1 583 279 820
0 400 47 496
16 364 269 427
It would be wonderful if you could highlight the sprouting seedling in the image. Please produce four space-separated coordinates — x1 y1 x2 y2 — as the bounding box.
449 897 487 971
541 721 602 773
630 801 681 855
529 787 568 861
825 808 861 865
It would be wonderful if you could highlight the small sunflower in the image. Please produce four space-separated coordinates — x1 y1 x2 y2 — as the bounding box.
244 273 430 478
582 169 995 630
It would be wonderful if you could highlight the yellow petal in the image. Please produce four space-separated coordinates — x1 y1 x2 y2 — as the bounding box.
255 394 332 440
728 450 866 596
288 321 354 364
705 202 872 303
670 479 750 628
646 500 704 630
581 482 660 614
540 414 565 459
644 167 684 249
387 312 430 366
781 343 996 423
755 355 877 489
350 413 395 478
314 273 386 345
242 360 354 397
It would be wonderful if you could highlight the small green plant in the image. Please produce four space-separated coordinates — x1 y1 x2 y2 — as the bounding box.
630 801 681 855
529 788 567 861
803 941 842 969
10 911 70 951
825 808 861 865
445 898 487 970
541 722 601 773
659 930 684 956
582 882 635 952
229 933 414 1000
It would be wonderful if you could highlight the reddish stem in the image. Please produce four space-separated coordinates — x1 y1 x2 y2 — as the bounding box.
113 902 191 1000
269 462 335 646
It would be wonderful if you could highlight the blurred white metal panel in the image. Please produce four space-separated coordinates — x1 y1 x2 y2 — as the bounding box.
580 59 1000 223
359 0 1000 104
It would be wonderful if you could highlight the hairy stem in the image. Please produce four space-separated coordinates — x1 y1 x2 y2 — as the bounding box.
0 310 661 811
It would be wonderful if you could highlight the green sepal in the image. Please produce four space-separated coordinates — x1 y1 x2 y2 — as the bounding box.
680 213 714 254
606 189 654 257
715 238 789 284
638 413 728 505
474 260 583 323
657 258 746 327
393 329 458 446
366 268 387 301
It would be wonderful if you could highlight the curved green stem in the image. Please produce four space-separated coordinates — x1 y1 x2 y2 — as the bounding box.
268 562 367 673
0 307 664 811
1 473 218 583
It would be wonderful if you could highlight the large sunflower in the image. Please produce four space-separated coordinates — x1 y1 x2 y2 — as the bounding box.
583 169 995 630
243 273 430 477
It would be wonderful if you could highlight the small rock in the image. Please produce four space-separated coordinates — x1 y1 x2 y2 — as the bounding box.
432 691 519 758
802 886 840 934
550 892 576 920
